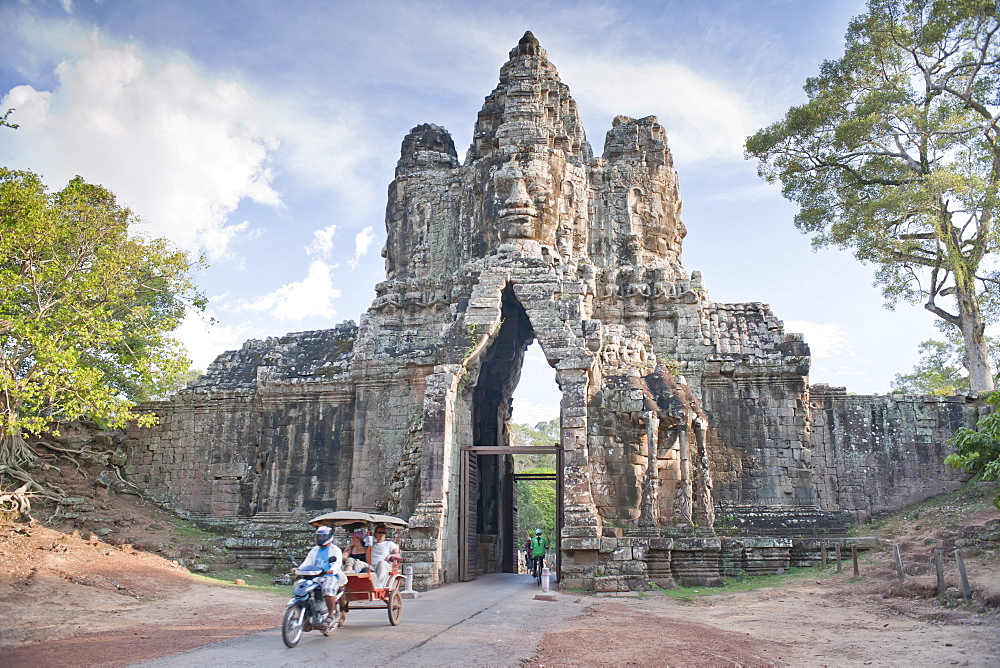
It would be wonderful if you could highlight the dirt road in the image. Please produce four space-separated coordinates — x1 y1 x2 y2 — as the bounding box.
3 477 1000 666
4 546 998 667
535 574 1000 667
139 574 584 667
136 572 1000 667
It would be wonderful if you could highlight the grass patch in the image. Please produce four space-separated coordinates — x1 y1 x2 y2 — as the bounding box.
169 518 220 543
194 568 286 594
657 566 831 601
864 478 998 540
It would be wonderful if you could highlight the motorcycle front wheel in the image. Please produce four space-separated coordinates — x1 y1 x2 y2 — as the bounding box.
282 605 306 648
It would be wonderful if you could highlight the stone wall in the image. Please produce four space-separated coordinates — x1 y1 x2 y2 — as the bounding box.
122 32 990 591
809 385 984 523
125 325 358 520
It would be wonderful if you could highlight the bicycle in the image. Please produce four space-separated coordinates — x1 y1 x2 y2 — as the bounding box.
531 555 545 586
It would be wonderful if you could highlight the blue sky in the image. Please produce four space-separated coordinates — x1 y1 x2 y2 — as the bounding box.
1 0 957 424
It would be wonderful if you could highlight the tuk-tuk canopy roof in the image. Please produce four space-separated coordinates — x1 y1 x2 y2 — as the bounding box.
308 510 408 530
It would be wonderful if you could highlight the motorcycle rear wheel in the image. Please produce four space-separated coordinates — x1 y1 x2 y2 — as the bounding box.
282 605 306 648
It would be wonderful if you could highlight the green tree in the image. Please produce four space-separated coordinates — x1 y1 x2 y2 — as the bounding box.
892 335 999 393
1 109 18 129
516 468 557 547
746 0 1000 391
0 168 206 516
511 418 558 546
511 418 558 471
158 367 205 399
947 390 1000 509
892 339 967 394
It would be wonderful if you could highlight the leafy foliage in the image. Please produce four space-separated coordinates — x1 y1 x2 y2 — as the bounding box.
511 419 558 545
947 391 1000 509
891 339 966 394
511 418 558 471
891 336 999 393
144 367 205 402
746 0 1000 390
0 168 206 433
0 168 206 514
1 109 17 129
516 468 557 547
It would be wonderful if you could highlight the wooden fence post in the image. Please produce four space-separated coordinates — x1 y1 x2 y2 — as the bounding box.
851 544 859 577
954 550 972 600
934 549 945 597
893 544 904 581
835 544 842 573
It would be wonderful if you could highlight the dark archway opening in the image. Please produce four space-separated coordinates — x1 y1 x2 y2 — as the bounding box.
469 285 535 575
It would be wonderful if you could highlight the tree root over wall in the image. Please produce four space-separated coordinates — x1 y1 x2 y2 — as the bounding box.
0 432 139 522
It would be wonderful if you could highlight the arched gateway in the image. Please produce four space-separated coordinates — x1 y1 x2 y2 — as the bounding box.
126 32 979 592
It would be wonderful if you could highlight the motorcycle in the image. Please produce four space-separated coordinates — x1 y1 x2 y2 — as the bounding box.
282 555 344 648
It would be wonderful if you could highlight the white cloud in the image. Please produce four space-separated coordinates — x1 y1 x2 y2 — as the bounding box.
349 226 376 268
172 307 253 371
306 223 339 259
511 342 561 425
256 95 382 215
1 32 280 259
710 182 782 203
510 398 560 426
560 56 762 165
785 320 851 360
239 260 341 321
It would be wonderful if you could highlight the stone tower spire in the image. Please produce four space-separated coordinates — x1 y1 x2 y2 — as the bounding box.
466 31 592 163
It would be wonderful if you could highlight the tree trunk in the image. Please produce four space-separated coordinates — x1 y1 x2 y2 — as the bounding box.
955 281 995 392
931 200 995 394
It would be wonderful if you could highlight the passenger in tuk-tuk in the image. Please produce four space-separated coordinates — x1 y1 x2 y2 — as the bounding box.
344 528 370 573
369 523 402 587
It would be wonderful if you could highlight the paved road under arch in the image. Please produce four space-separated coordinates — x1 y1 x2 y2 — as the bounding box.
137 573 583 666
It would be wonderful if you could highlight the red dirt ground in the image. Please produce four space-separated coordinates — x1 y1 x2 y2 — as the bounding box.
2 466 999 666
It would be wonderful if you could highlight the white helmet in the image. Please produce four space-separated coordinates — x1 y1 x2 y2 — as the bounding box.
315 526 334 546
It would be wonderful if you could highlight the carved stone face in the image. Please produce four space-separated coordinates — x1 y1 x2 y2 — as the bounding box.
491 155 559 244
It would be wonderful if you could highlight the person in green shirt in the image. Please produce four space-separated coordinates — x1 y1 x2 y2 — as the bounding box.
529 528 549 577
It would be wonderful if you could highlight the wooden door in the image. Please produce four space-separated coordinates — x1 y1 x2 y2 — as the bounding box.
459 450 479 581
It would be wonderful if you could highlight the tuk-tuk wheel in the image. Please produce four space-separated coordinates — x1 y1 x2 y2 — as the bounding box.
339 601 349 626
387 588 403 625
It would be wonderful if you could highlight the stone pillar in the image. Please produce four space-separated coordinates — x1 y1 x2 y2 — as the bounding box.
639 411 659 526
693 417 715 529
674 424 693 525
557 366 602 590
405 365 462 589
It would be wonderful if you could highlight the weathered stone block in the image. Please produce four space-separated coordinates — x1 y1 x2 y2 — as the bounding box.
562 537 601 551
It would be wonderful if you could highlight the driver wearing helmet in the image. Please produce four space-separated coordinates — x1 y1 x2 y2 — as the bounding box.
294 526 347 626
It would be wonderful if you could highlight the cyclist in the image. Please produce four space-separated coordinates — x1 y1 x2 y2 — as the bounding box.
529 528 549 577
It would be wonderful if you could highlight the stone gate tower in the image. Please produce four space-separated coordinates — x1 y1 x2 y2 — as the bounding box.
355 32 728 587
127 32 977 591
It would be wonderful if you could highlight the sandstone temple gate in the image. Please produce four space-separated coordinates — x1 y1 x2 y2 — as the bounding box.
126 33 984 592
